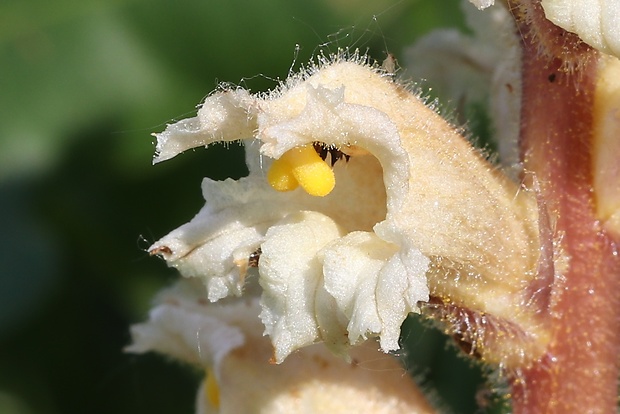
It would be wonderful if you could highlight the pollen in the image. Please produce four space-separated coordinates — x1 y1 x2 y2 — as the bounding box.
267 144 336 197
204 368 220 409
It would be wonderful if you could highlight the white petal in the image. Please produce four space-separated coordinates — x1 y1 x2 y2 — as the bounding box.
542 0 620 58
125 281 260 368
126 303 245 367
149 202 262 300
321 231 429 350
259 211 347 363
154 89 256 163
149 176 298 301
375 247 429 350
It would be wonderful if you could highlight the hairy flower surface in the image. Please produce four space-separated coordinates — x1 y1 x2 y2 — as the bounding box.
541 0 620 59
469 0 620 59
149 55 545 367
126 280 436 414
406 1 522 170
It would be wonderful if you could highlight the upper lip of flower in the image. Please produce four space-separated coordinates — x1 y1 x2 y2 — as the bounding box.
153 59 412 211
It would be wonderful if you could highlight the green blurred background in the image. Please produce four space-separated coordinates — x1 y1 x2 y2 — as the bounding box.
0 0 504 413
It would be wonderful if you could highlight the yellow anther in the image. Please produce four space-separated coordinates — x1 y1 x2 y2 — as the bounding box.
267 157 299 192
267 145 336 197
204 368 220 409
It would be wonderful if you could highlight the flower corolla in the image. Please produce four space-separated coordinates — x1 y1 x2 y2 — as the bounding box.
126 280 436 414
149 54 542 367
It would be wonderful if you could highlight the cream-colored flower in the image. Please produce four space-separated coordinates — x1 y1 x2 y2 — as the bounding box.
150 53 543 367
541 0 620 59
472 0 620 61
126 280 436 414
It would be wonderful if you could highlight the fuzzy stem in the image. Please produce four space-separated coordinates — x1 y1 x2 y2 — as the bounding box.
508 2 620 412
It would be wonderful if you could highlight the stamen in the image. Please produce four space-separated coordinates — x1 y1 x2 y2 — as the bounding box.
267 157 299 192
313 142 351 166
267 144 336 197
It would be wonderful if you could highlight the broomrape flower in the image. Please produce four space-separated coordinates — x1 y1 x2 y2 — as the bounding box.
131 0 620 412
126 279 436 414
147 51 548 368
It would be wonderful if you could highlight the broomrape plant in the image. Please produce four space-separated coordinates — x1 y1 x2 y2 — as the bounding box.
127 0 620 412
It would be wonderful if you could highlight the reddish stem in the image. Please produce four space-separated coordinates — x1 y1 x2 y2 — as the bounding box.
510 4 620 413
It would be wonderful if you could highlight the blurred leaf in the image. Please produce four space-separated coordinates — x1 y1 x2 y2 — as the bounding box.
0 182 59 339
